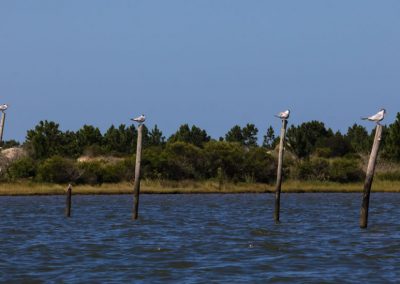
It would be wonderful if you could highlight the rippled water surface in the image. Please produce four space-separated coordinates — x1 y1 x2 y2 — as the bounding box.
1 193 400 283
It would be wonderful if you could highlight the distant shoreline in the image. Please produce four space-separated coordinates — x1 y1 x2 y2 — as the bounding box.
0 180 399 196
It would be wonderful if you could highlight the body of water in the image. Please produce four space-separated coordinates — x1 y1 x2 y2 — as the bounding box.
1 193 399 283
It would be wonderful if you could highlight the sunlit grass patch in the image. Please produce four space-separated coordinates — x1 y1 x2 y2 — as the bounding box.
0 180 399 196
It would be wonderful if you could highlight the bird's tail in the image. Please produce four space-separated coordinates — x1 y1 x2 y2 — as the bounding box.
361 117 368 120
274 115 280 118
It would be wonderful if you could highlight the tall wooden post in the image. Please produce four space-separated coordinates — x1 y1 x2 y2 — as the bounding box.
0 112 6 143
65 184 72 217
274 119 288 224
133 124 143 220
359 124 383 229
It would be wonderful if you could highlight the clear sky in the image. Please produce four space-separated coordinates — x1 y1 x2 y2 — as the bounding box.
1 1 399 142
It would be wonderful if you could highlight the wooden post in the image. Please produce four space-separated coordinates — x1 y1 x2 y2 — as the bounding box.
274 119 288 224
359 124 383 229
0 112 6 143
65 184 72 217
133 124 143 220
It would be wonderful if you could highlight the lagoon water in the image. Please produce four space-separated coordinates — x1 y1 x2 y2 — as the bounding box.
1 193 399 283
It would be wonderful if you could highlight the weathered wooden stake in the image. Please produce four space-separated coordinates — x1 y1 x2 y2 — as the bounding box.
274 119 288 224
133 124 143 220
359 124 383 229
65 184 72 217
0 112 6 143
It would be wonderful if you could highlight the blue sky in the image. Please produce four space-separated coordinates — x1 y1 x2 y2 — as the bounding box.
1 1 399 142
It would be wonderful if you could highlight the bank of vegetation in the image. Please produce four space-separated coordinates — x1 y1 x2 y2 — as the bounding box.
1 112 400 194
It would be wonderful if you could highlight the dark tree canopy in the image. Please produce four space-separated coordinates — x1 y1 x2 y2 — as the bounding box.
168 124 210 147
76 125 103 150
242 124 258 146
103 124 136 154
345 124 370 154
148 124 165 147
262 126 276 149
26 120 65 159
316 131 353 157
225 124 259 147
225 125 243 143
383 112 400 161
286 121 332 159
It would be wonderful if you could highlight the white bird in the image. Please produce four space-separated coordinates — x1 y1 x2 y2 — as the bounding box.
362 109 386 124
131 114 146 123
275 109 290 120
0 104 8 112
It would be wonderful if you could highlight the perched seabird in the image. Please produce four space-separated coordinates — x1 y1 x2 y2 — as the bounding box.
361 109 386 124
131 114 146 123
0 104 8 112
275 109 290 120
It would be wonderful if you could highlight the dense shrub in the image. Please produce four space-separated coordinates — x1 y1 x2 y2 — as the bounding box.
0 140 20 149
121 157 136 182
8 157 36 180
76 161 105 185
141 147 168 179
243 147 276 183
75 160 132 184
293 158 330 181
204 141 245 181
314 147 332 158
37 156 79 183
292 157 363 182
376 171 400 181
163 142 205 180
328 158 364 183
102 162 126 183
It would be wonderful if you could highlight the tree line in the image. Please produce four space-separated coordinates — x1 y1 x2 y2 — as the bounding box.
2 112 400 184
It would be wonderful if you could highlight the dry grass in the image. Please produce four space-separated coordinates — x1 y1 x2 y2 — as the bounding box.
0 179 399 196
282 180 400 193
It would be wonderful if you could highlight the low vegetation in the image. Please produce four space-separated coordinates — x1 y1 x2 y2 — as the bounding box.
1 113 400 195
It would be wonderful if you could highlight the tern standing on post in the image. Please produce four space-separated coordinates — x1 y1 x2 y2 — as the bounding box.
131 114 145 220
274 109 290 223
361 109 386 124
274 110 290 120
0 104 8 112
131 114 146 124
0 104 9 143
360 108 385 228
